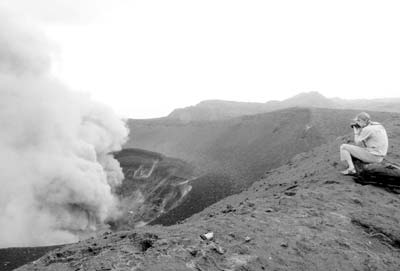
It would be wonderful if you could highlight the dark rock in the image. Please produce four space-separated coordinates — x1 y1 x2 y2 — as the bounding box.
284 191 296 196
188 248 199 257
210 244 225 255
222 204 235 213
352 198 363 205
140 239 154 252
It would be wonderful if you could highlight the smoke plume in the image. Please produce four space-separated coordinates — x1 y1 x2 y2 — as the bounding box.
0 11 128 247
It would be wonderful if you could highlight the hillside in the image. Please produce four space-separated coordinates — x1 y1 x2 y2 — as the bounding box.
126 107 396 191
167 91 400 122
125 108 398 226
16 118 400 270
111 148 196 228
111 148 234 228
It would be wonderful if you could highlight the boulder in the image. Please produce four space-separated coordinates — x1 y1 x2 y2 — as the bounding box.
353 158 400 193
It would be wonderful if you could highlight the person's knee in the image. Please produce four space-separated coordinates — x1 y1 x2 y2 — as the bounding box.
340 144 350 151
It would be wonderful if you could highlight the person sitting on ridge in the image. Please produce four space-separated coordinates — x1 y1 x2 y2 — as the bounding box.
340 112 388 175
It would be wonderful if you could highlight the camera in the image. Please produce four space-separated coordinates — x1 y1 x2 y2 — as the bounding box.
350 122 360 129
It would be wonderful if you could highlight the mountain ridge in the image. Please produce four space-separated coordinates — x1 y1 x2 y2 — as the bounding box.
167 91 400 122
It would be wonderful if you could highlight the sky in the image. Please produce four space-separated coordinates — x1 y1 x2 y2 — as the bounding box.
1 0 400 118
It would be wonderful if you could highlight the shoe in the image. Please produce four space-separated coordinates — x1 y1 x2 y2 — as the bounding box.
341 168 356 175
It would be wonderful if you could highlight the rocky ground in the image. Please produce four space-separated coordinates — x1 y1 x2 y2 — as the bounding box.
15 129 400 270
0 246 62 271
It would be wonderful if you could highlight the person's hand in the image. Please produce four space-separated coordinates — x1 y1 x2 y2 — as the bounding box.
353 126 361 135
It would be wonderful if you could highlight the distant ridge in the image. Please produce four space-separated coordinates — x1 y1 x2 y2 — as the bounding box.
168 100 268 122
167 91 400 122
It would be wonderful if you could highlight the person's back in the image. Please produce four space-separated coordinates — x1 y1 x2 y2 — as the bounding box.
355 121 388 157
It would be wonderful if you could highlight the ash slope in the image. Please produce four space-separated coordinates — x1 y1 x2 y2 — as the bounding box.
126 107 396 191
17 123 400 270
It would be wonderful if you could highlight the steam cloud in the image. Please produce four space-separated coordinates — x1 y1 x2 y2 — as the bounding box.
0 11 128 247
